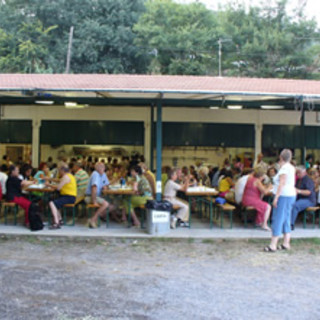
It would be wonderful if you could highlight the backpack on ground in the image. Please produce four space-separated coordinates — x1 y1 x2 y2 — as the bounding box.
28 202 44 231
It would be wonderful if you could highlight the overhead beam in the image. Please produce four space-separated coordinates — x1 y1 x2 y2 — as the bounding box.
0 96 317 110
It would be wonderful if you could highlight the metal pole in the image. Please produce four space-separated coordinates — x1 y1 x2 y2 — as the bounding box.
218 38 222 77
65 26 74 74
155 97 163 201
300 107 306 165
150 103 154 171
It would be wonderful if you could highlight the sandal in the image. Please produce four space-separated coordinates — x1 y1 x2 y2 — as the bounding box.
59 219 64 226
88 219 98 229
49 223 61 230
277 244 290 250
264 246 276 253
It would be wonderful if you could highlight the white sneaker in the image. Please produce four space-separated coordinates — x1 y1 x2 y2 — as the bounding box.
180 221 190 228
170 216 177 229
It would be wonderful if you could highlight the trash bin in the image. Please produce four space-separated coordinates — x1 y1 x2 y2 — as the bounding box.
145 200 172 235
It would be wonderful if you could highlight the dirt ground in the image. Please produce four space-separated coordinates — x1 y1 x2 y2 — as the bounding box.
0 236 320 320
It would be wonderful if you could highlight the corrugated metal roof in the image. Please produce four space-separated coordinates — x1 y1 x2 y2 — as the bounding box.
0 74 319 109
0 74 319 96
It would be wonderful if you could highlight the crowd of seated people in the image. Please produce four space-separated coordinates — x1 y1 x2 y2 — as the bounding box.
1 151 320 232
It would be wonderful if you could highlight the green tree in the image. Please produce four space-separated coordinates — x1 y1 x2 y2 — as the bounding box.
7 0 147 73
134 0 218 75
0 0 146 73
217 0 320 78
0 21 56 73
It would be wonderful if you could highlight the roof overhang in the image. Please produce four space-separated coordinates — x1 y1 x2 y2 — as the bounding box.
0 74 320 110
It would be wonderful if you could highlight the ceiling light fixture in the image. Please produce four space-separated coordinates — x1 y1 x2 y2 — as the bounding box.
64 102 78 108
261 105 284 110
64 102 89 109
35 100 54 105
227 105 243 110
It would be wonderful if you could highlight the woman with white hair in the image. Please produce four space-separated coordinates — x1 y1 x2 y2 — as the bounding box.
198 166 211 187
264 149 296 252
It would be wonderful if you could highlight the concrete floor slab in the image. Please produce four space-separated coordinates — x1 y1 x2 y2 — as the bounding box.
0 222 319 240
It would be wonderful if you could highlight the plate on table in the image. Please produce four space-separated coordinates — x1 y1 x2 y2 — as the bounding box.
28 184 45 189
109 185 121 190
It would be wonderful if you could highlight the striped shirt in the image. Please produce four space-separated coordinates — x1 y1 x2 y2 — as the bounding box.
75 169 89 197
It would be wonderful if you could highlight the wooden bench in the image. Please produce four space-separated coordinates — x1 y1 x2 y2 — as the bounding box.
242 206 256 228
86 203 102 227
62 197 85 226
2 202 19 225
303 207 320 229
217 203 236 229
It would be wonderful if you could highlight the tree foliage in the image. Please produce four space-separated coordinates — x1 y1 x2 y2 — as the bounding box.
0 0 146 73
217 1 319 78
0 21 56 73
0 0 319 78
133 0 218 75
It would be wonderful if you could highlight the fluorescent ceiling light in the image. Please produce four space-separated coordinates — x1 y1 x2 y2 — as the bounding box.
210 106 219 110
35 100 54 105
64 102 78 107
64 102 89 109
261 105 284 110
227 105 243 110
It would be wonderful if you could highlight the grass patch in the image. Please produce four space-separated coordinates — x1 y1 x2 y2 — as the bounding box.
308 248 317 255
291 238 320 246
247 239 266 244
150 237 173 243
202 239 216 244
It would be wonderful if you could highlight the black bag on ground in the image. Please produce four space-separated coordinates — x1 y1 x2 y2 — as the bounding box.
145 200 172 212
28 202 44 231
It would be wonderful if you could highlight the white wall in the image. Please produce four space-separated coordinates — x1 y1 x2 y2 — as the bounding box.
2 104 320 126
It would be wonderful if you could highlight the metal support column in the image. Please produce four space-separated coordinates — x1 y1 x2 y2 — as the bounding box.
32 119 41 168
300 107 306 165
150 103 154 171
254 124 262 163
155 97 163 201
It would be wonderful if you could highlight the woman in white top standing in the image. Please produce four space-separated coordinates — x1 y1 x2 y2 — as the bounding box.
265 149 296 252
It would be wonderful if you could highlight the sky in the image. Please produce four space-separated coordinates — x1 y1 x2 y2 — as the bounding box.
177 0 320 24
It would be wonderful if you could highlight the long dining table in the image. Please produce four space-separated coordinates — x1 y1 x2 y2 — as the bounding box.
186 187 219 229
103 187 136 228
25 184 58 222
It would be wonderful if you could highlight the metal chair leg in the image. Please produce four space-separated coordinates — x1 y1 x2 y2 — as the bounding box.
4 206 8 225
14 205 18 225
244 209 248 228
63 207 67 225
220 207 223 229
313 212 315 229
229 211 233 229
106 207 109 228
